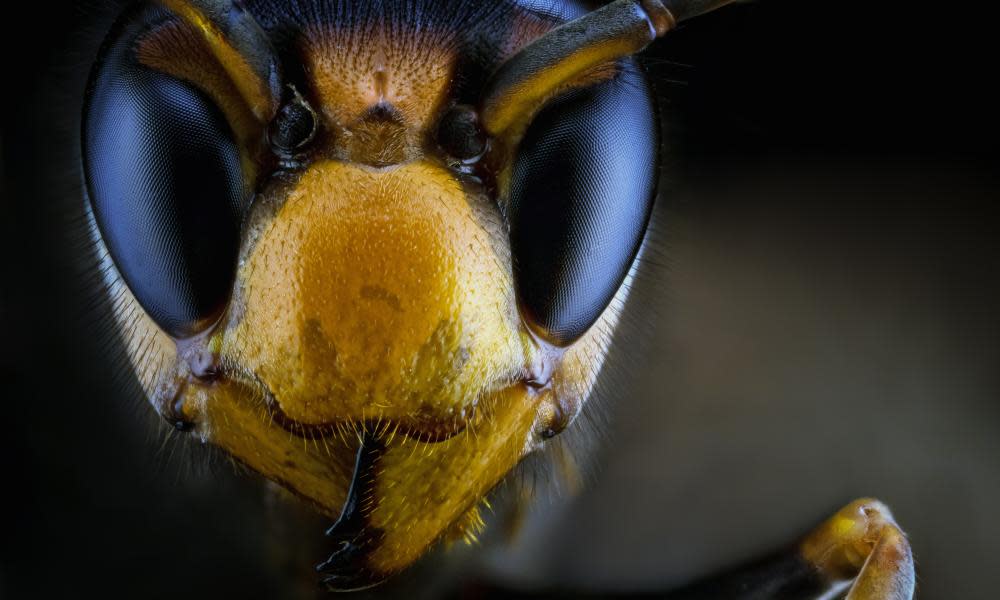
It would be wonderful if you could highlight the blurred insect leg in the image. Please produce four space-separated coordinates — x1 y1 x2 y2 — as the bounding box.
801 498 915 599
661 549 837 599
665 498 914 600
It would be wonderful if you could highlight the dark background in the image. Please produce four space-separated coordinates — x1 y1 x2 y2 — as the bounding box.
2 1 998 598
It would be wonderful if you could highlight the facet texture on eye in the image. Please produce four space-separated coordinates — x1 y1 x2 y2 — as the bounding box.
509 60 658 346
83 9 245 338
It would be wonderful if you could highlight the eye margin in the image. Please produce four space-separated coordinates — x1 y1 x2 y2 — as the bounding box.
508 58 660 347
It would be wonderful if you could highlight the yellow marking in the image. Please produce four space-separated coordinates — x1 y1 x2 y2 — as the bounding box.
369 384 539 572
183 380 357 515
159 0 275 122
480 0 665 136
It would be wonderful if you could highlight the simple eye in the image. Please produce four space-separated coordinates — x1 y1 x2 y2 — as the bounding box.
508 60 658 346
269 92 318 156
83 10 246 338
436 104 488 164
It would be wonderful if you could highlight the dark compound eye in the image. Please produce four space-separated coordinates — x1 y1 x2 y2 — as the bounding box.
436 104 488 163
83 8 247 339
268 91 318 156
509 60 658 346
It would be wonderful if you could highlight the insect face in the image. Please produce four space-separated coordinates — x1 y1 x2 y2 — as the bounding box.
83 0 674 584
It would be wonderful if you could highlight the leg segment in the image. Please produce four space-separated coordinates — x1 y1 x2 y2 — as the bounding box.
801 498 915 599
666 498 915 600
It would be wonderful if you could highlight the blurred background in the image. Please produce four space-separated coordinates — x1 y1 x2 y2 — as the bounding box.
2 0 998 598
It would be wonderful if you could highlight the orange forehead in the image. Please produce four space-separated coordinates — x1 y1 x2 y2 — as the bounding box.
303 27 456 130
299 10 557 132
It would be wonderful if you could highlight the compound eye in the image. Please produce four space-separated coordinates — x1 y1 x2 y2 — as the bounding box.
509 61 658 346
436 104 488 164
84 10 246 338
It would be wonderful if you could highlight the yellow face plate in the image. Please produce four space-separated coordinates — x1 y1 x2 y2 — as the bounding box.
228 162 526 429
